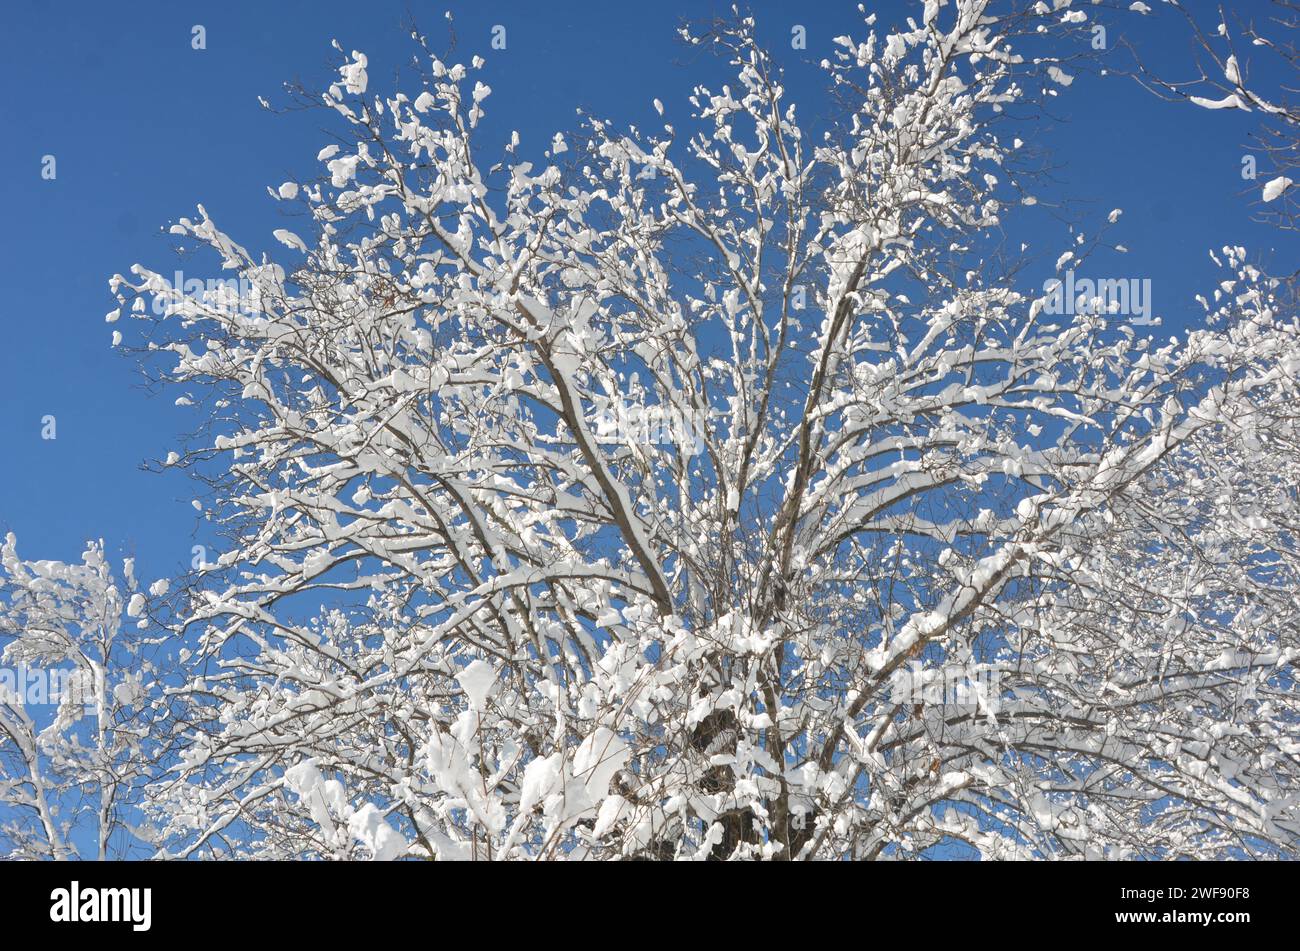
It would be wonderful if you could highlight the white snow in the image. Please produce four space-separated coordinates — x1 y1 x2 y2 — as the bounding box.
1262 176 1292 202
456 659 497 711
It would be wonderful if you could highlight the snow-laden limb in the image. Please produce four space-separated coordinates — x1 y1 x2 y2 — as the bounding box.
109 3 1300 859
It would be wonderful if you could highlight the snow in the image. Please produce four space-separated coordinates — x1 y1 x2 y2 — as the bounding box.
573 728 630 803
1262 176 1292 202
1047 66 1073 87
339 51 368 95
1190 93 1248 110
347 803 405 860
456 659 497 711
518 754 561 816
273 229 309 252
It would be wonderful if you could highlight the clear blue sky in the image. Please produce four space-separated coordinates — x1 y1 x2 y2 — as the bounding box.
0 0 1293 587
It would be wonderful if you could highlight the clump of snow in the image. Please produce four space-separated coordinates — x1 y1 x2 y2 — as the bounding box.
456 659 497 711
1262 176 1292 202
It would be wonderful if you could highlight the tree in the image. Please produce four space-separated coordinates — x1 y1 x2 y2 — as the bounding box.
0 535 157 860
104 1 1300 859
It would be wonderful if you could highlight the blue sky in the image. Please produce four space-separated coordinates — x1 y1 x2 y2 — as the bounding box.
0 0 1294 587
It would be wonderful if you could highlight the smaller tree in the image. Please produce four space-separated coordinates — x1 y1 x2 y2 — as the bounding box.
0 534 158 859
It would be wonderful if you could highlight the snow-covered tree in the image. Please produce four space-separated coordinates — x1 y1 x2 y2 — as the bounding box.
0 535 157 859
109 2 1299 859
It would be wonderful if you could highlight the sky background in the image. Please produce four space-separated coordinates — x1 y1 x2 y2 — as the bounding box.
0 0 1295 590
